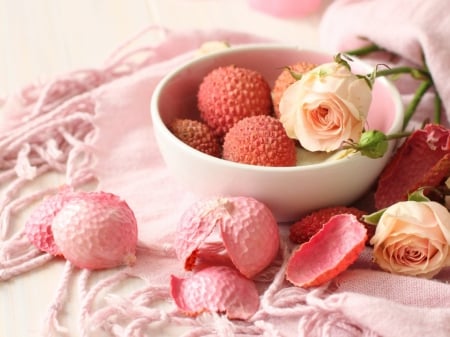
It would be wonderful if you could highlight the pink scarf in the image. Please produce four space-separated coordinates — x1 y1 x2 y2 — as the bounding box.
1 14 450 337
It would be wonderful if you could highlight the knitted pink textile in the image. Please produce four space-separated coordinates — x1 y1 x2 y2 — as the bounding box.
1 24 450 337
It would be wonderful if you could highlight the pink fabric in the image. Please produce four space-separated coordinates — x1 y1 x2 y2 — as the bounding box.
1 13 450 337
319 0 450 126
88 28 450 337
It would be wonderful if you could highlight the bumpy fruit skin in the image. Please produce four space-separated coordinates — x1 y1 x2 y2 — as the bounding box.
51 191 138 270
197 65 272 138
169 118 221 157
272 61 317 118
175 196 280 278
24 186 75 256
170 265 259 320
222 115 297 167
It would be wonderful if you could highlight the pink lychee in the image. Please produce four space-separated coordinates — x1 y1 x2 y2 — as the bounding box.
175 196 280 278
51 191 138 270
197 65 272 139
24 185 75 256
170 265 260 320
222 115 297 167
169 118 221 157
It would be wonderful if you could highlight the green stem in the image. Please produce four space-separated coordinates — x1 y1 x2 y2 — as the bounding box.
345 43 384 57
434 92 442 124
402 80 433 130
375 66 430 80
386 131 412 140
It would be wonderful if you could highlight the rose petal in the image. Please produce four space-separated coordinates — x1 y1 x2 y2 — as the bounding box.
286 214 367 288
170 266 259 320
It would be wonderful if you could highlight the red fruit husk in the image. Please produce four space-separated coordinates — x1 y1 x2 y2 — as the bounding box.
375 124 450 209
222 115 297 167
289 206 373 245
197 65 272 139
169 118 221 157
286 214 367 288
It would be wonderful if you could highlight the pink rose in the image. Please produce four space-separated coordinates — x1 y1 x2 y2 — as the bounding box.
370 201 450 278
279 62 372 152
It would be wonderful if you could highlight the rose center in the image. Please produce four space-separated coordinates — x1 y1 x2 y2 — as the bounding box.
311 106 339 129
397 245 428 265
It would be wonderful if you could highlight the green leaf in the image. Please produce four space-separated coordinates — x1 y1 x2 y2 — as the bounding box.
334 53 351 70
362 208 386 226
407 188 432 202
285 66 303 81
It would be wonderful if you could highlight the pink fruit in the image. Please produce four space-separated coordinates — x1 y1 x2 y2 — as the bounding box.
175 196 280 278
197 65 272 138
170 265 260 320
222 115 297 167
286 214 367 288
24 186 75 256
51 191 138 270
169 118 221 157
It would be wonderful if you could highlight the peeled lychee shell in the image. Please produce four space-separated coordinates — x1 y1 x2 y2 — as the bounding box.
24 186 75 256
222 115 297 167
286 214 367 288
169 118 221 157
375 123 450 209
197 65 272 139
289 206 373 245
51 191 138 270
272 61 317 118
175 196 280 278
170 265 260 320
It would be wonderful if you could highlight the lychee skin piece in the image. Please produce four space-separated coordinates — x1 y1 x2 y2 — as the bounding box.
286 214 367 288
169 118 221 157
51 191 138 270
375 124 450 209
197 65 273 139
272 62 317 118
170 265 260 320
289 206 372 245
24 186 75 256
175 196 280 278
222 115 297 167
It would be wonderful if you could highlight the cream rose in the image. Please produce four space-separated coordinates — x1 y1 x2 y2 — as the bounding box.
279 62 372 152
370 201 450 278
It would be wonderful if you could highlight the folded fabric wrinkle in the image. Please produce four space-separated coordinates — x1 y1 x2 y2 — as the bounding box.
319 0 450 127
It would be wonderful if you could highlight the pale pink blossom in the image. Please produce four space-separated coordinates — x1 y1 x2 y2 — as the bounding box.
370 201 450 278
279 62 372 152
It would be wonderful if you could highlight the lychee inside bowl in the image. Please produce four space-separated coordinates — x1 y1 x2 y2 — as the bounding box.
150 44 403 222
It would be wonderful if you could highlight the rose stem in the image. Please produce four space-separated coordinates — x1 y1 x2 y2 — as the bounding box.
402 80 433 130
344 43 384 56
434 92 443 124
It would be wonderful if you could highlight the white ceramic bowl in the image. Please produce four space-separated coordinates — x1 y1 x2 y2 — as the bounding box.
150 44 403 222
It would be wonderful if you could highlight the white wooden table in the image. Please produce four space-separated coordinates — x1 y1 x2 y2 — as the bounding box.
0 1 330 336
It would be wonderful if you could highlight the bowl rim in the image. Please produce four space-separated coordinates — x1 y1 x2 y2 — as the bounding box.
150 43 404 173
